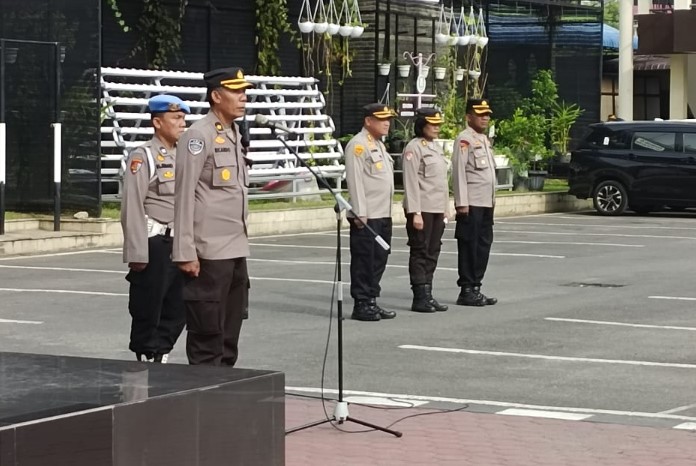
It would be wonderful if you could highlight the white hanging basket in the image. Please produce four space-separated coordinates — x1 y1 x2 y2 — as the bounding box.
455 68 466 81
458 35 471 46
298 0 315 33
448 35 459 46
435 4 453 46
477 36 489 47
327 0 340 35
420 65 430 78
433 67 447 80
339 25 354 36
476 7 488 47
313 0 329 33
378 63 391 76
350 25 364 38
469 70 481 79
397 64 411 78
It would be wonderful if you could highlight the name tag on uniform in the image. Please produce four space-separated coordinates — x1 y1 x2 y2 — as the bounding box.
215 147 231 153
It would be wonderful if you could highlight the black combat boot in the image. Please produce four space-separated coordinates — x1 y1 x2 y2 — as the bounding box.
411 285 437 313
474 286 498 305
424 284 448 312
351 300 381 321
369 298 396 319
456 286 486 307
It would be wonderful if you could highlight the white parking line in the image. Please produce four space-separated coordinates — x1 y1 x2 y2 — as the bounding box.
545 317 696 332
0 249 117 261
250 276 342 286
286 386 696 422
399 344 696 369
0 265 125 274
649 296 696 301
249 242 564 259
497 408 593 421
248 258 458 272
673 422 696 430
497 221 696 231
659 403 696 415
0 318 43 325
496 229 696 240
0 288 127 297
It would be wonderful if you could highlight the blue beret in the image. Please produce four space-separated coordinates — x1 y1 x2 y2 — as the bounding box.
148 95 191 114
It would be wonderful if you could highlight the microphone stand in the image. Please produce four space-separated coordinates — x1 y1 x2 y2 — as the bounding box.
272 128 401 438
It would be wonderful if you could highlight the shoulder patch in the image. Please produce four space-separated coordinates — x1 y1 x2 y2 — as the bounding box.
354 144 365 157
459 140 470 148
130 158 144 174
188 138 204 155
405 151 414 161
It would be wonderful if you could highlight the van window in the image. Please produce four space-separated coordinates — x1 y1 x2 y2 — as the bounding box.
631 132 676 152
581 128 628 149
683 133 696 154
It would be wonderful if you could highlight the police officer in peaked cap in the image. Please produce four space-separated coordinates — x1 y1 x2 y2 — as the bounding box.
172 67 254 366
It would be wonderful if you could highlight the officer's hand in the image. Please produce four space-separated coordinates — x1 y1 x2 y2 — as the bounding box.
456 206 469 215
128 262 147 272
356 216 368 229
178 260 200 277
413 213 424 230
445 210 455 221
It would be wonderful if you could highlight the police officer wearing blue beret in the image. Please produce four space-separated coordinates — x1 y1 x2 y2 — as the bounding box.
121 94 190 362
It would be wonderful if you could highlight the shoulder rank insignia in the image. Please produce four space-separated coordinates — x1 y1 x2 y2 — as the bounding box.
130 158 143 174
421 139 428 147
404 151 413 161
215 122 224 132
354 144 365 157
366 134 374 142
188 138 204 155
215 136 225 144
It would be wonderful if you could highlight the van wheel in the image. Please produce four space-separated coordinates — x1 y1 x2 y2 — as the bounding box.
593 180 628 215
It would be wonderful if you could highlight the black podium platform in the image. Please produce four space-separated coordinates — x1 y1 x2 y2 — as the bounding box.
0 352 284 466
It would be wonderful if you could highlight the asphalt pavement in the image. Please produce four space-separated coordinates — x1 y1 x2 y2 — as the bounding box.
2 210 696 436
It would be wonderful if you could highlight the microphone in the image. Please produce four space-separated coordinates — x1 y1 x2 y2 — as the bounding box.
254 114 296 134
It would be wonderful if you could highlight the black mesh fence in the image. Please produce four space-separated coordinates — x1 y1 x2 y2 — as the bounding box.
0 0 101 216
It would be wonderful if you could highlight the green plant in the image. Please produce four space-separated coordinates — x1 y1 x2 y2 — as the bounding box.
550 101 584 155
255 0 298 75
495 108 550 174
126 0 188 69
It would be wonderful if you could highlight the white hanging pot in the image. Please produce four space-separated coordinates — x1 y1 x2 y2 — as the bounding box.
397 65 411 78
469 70 481 79
433 67 447 80
455 68 465 81
314 22 329 33
435 33 450 45
328 23 340 35
478 36 489 47
378 63 391 76
459 35 471 46
420 65 430 78
298 21 315 33
350 25 364 38
448 35 459 46
339 25 354 36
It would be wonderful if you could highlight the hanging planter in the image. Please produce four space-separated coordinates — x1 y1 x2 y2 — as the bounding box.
338 0 354 36
475 7 488 48
435 4 452 45
420 65 430 78
469 70 481 79
313 0 329 34
298 0 315 33
455 68 466 81
378 62 391 76
351 25 364 38
433 67 447 80
456 7 472 46
397 64 411 78
327 0 340 35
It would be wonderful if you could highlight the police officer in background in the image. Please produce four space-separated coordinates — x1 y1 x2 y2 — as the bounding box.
173 67 254 366
121 94 190 362
402 108 450 313
452 99 498 307
345 103 397 322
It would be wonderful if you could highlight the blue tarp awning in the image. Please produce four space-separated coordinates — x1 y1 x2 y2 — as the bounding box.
603 24 638 49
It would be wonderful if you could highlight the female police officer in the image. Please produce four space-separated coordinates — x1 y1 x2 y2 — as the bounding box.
402 108 451 313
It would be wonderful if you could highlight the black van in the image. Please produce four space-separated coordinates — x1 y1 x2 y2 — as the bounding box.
568 121 696 215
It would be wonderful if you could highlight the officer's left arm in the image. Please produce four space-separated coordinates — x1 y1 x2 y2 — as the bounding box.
402 140 422 215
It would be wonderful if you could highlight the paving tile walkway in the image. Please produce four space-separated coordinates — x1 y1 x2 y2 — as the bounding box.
286 397 696 466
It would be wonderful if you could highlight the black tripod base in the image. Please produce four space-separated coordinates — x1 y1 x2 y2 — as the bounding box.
286 401 402 437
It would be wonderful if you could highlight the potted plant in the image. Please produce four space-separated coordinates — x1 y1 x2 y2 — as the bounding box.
377 58 392 76
550 101 584 163
397 60 411 78
388 117 414 154
298 0 315 33
455 67 466 81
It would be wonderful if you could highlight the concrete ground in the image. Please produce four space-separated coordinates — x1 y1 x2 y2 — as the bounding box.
2 210 696 463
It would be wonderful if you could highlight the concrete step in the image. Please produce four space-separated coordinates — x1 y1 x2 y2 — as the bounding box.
0 193 591 256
